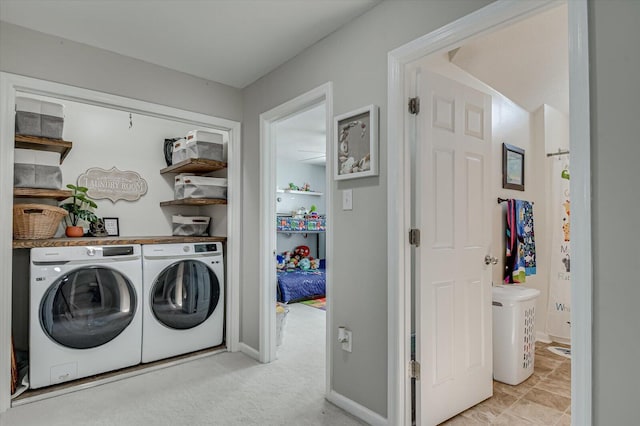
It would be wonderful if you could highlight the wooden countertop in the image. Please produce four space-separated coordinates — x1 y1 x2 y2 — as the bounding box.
12 235 227 249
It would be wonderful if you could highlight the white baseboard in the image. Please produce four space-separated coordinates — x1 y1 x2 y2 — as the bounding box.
327 390 387 426
238 343 260 361
548 335 571 346
536 331 552 343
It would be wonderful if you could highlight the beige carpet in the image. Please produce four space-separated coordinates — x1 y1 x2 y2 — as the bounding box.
1 304 365 426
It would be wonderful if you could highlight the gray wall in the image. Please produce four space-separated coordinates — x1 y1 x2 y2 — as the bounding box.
0 22 242 122
589 0 640 423
241 0 491 416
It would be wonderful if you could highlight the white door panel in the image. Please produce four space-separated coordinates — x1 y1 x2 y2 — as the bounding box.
412 67 493 425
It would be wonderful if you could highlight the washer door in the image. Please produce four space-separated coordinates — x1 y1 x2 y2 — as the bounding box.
151 260 220 330
40 266 137 349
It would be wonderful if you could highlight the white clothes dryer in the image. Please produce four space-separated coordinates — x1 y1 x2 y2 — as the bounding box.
30 245 142 389
141 242 224 363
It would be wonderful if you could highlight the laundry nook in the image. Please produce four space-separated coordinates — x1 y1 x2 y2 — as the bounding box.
8 89 236 403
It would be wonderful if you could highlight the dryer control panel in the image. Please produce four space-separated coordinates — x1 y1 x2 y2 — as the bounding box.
194 243 219 253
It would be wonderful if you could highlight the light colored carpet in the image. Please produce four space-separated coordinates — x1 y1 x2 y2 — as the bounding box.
0 304 365 426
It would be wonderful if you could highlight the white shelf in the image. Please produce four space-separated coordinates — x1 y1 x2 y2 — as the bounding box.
276 189 323 196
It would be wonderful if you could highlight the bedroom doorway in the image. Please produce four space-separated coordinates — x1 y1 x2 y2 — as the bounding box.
273 102 328 357
259 84 333 392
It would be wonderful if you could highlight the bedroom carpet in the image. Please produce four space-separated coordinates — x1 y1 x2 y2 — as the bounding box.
0 304 363 426
300 297 326 311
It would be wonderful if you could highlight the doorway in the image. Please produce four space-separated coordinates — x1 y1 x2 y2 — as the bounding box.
258 83 333 397
387 1 591 425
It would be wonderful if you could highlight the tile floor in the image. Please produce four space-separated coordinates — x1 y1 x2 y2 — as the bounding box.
442 342 571 425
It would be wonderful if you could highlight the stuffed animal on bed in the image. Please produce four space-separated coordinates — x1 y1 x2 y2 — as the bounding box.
278 246 322 271
309 258 320 270
298 257 311 271
294 245 310 257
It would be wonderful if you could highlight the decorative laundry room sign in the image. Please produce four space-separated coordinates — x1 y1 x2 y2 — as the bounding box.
77 167 148 202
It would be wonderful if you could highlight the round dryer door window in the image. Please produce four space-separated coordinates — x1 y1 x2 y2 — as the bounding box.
151 260 220 330
40 266 137 349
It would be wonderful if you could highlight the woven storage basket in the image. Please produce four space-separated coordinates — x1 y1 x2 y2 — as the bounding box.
13 203 67 240
11 335 17 395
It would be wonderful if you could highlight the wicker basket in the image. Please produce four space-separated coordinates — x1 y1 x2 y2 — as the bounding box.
11 335 18 395
13 203 68 240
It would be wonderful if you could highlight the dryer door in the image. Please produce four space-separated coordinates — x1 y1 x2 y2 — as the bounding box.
151 259 220 330
40 266 137 349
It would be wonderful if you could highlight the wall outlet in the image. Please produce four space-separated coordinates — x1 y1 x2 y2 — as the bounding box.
342 329 352 352
342 189 353 210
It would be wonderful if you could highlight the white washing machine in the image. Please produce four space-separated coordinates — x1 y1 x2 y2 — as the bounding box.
141 242 224 363
30 245 142 389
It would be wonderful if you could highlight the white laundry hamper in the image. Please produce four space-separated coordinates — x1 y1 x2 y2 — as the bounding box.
492 285 541 385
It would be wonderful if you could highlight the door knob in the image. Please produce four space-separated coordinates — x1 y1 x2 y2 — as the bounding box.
484 255 499 265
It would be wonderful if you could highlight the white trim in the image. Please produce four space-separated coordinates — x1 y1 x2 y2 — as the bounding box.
536 332 553 344
238 342 261 361
387 1 591 425
327 390 387 426
257 83 334 398
0 72 242 413
0 73 16 414
568 0 592 423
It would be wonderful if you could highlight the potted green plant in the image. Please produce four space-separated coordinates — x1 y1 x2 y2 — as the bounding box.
60 184 98 237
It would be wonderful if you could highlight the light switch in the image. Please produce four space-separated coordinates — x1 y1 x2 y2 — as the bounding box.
342 189 353 211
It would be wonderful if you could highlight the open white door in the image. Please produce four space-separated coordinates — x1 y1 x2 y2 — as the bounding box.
412 67 493 425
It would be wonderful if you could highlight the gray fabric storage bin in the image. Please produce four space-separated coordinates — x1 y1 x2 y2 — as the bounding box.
172 215 210 236
174 175 227 200
13 149 62 189
172 130 224 163
14 164 62 189
15 97 64 140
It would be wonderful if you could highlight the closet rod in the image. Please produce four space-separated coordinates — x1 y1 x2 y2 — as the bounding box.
546 149 570 157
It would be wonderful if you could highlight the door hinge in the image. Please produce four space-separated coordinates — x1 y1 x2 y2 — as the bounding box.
410 360 421 380
408 97 420 115
409 228 420 247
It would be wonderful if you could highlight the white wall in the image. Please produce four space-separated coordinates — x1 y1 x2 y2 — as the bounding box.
16 93 228 237
590 1 640 423
275 161 326 214
241 0 492 416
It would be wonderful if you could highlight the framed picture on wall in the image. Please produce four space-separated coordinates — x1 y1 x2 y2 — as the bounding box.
334 104 378 180
502 143 525 191
103 217 120 236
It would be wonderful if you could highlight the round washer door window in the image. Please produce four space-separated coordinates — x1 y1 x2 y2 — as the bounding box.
40 266 137 349
151 260 220 330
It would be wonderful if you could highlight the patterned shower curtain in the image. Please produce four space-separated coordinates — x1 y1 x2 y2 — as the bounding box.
545 155 571 340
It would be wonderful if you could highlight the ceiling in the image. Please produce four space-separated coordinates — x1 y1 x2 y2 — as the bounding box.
450 4 568 115
275 103 326 166
0 0 382 89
